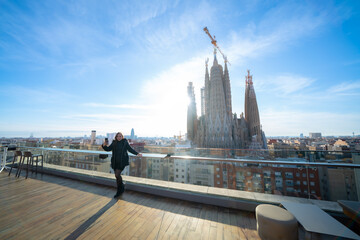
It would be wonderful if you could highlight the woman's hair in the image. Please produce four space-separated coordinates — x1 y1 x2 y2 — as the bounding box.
113 132 124 151
114 132 123 141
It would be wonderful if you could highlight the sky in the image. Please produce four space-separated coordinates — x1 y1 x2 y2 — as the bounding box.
0 0 360 138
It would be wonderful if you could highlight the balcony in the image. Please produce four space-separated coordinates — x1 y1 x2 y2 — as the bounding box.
1 146 360 239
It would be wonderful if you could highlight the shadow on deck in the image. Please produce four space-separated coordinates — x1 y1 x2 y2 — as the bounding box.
0 171 260 239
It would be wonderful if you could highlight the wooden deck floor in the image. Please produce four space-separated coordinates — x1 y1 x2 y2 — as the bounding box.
0 171 260 240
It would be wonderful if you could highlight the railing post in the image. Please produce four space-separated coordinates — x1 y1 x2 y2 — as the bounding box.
0 147 8 173
167 156 169 183
92 154 94 176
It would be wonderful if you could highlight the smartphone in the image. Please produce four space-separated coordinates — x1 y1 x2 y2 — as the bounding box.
105 138 108 143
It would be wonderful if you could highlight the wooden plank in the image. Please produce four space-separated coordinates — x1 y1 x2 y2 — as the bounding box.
222 209 233 240
200 205 212 240
0 172 260 240
83 193 149 239
229 210 244 240
133 197 174 239
99 193 158 238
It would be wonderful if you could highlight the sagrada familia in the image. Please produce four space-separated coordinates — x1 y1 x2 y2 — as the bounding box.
187 51 267 149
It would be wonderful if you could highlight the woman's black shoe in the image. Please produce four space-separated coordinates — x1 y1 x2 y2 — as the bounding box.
119 183 125 194
114 183 125 198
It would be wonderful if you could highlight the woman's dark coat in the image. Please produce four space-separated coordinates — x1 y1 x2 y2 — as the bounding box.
102 138 138 170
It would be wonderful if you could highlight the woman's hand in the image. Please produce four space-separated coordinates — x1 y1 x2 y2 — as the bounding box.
137 153 143 157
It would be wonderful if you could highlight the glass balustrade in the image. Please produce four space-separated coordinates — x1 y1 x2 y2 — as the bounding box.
3 145 360 203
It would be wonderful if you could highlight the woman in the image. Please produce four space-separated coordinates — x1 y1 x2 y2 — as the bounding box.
102 132 142 198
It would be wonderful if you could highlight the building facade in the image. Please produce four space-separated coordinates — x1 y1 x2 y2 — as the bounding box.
187 52 267 149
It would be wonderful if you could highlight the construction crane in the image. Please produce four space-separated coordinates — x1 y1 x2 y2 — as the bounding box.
174 131 185 141
203 27 230 65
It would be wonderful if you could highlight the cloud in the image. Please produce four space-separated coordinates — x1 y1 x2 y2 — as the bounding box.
141 1 214 53
62 113 147 121
115 0 179 34
83 103 154 110
327 80 360 95
0 0 178 68
138 56 206 136
258 74 315 96
226 2 330 65
262 109 360 136
0 86 74 103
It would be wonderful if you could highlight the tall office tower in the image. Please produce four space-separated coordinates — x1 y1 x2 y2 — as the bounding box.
309 132 322 138
187 82 197 141
130 128 135 139
90 130 96 145
188 51 267 149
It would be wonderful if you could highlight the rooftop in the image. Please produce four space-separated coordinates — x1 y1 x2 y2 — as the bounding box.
0 171 261 239
1 146 359 239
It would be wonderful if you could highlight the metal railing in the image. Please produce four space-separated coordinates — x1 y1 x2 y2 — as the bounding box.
3 146 360 203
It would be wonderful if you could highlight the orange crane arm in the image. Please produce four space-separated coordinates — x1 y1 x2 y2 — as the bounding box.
203 27 217 47
203 27 230 65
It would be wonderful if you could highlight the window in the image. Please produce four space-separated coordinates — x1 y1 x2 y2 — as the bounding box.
310 182 315 186
285 180 293 186
302 173 306 178
217 181 220 184
216 168 220 171
217 174 220 178
285 172 293 178
254 173 261 178
296 181 300 186
296 173 300 177
303 181 307 185
310 174 314 178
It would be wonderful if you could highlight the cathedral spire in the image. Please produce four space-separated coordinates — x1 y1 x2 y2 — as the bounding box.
223 57 232 118
246 69 253 85
244 70 263 146
213 48 218 65
205 58 210 117
187 82 197 141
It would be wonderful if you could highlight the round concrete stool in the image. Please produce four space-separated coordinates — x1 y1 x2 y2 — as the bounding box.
256 204 298 240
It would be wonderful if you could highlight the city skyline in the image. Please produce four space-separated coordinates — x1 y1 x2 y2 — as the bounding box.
1 1 360 138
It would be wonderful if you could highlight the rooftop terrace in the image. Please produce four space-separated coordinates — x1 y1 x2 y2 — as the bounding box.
0 171 261 240
1 146 360 239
